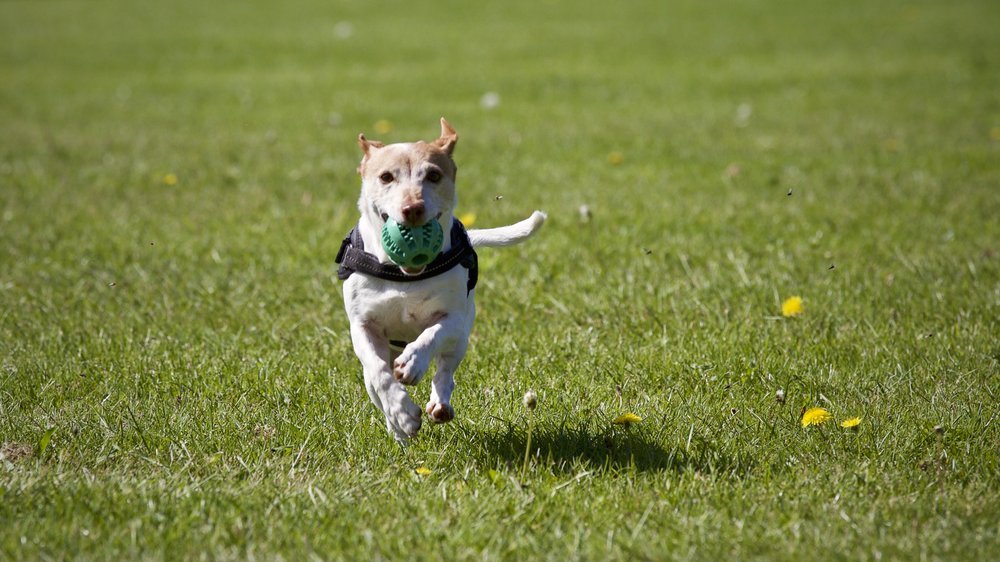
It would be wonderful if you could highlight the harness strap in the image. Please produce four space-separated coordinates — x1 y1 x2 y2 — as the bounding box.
336 219 478 293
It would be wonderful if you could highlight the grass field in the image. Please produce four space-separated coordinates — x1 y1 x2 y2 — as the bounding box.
2 0 999 559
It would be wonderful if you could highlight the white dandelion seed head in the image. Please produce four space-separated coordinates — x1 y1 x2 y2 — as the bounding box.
523 390 537 410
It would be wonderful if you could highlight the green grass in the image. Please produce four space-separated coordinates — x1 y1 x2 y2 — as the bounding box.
2 0 999 559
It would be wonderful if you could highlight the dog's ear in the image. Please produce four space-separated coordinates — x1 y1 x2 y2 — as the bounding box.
357 134 384 174
432 117 458 156
358 134 384 156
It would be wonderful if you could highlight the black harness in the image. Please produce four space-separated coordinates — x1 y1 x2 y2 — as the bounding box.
335 219 478 293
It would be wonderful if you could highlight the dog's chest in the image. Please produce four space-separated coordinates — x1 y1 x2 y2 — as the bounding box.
344 269 470 337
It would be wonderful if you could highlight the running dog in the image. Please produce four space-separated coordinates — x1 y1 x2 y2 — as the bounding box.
336 118 545 442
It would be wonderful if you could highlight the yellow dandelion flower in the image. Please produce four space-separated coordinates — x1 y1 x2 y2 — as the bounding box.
607 151 624 165
414 466 432 476
162 173 178 186
781 296 804 317
458 212 476 227
840 417 861 429
801 407 832 428
991 127 1000 141
612 412 642 426
374 119 393 135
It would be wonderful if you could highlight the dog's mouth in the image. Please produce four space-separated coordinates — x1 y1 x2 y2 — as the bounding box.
371 203 443 276
372 203 443 226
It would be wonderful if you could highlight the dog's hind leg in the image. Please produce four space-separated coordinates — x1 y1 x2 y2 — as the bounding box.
425 346 465 424
424 303 475 424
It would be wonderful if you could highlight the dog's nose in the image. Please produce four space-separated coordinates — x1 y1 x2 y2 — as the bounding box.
401 203 425 224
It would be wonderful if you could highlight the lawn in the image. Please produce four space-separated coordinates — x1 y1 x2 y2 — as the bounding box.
1 0 998 559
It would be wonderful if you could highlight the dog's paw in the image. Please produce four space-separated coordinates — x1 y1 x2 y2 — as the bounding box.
393 347 430 385
386 398 423 442
425 400 455 424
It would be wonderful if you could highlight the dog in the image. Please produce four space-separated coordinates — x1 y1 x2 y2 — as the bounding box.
336 118 546 443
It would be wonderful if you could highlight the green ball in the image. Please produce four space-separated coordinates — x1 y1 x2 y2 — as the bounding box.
380 218 444 269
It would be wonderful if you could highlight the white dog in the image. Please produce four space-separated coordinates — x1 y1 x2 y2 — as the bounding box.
336 118 546 443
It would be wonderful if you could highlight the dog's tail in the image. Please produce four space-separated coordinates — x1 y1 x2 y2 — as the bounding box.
467 210 546 248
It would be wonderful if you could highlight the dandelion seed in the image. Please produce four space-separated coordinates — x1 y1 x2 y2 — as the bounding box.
458 212 476 227
374 119 393 135
162 173 178 186
801 407 832 428
494 194 503 201
332 21 353 40
579 204 592 222
613 412 642 426
781 296 804 317
734 102 752 127
840 417 861 429
414 466 432 476
480 92 501 110
775 389 786 404
523 391 537 410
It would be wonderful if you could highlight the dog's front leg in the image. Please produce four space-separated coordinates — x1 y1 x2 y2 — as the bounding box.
392 313 464 386
350 322 422 443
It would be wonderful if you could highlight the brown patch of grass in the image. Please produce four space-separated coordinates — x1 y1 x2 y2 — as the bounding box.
1 442 33 462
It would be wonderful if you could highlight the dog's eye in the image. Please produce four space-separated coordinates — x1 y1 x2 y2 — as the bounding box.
425 170 442 183
379 172 394 184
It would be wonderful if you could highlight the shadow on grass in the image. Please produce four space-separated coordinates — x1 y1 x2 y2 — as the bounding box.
460 419 754 476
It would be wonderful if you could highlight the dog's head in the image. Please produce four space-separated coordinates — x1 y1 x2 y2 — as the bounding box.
356 118 459 230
